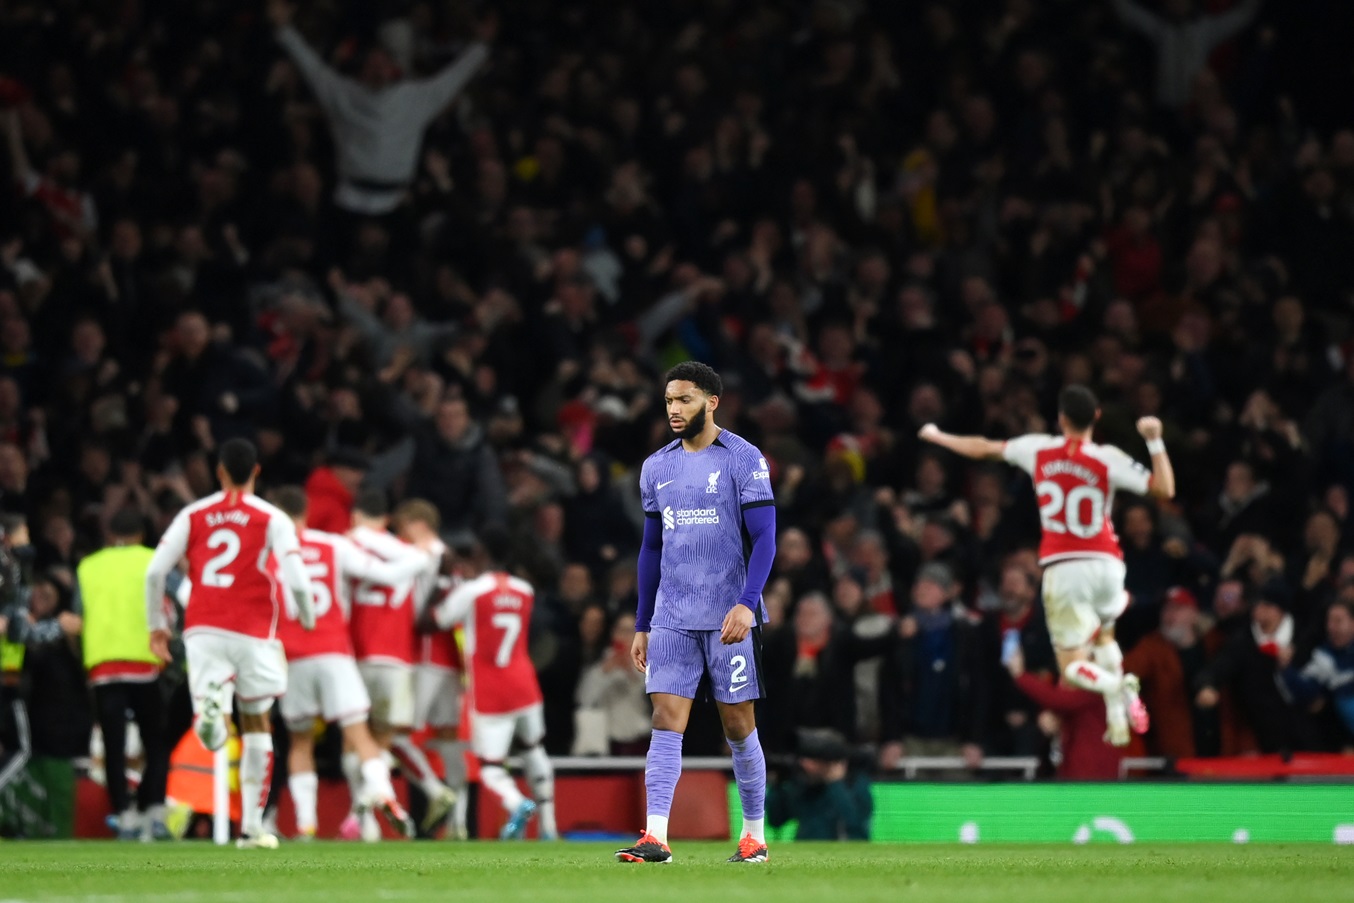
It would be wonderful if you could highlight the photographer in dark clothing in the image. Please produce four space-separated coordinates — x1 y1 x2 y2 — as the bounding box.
766 728 872 841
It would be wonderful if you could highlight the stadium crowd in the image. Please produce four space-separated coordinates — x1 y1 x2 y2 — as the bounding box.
3 0 1354 796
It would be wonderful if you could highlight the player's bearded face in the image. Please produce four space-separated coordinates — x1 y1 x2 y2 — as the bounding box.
674 404 707 439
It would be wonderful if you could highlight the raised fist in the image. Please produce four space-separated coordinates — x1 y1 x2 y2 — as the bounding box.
1136 416 1163 442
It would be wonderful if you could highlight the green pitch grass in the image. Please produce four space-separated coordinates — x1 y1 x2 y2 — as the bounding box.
2 841 1351 903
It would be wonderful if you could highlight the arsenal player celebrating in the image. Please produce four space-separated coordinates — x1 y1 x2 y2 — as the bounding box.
269 487 432 841
919 385 1176 746
145 439 314 849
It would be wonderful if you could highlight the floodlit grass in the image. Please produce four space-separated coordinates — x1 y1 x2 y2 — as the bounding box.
1 841 1351 903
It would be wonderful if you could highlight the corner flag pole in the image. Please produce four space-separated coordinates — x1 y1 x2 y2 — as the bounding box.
213 746 230 845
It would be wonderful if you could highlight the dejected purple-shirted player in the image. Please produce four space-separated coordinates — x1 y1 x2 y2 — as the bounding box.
614 361 776 866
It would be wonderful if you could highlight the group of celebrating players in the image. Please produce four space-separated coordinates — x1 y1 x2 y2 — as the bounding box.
142 441 553 849
141 359 1173 865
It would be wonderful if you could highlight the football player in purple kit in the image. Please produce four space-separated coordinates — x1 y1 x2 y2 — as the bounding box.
615 362 776 865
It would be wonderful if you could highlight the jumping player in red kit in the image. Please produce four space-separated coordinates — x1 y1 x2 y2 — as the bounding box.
423 526 556 840
918 385 1176 746
145 439 315 849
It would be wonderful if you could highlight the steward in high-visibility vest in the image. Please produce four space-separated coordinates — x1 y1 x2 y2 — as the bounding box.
76 509 174 838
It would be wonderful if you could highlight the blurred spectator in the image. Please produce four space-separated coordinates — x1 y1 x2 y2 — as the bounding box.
766 728 872 841
1282 591 1354 752
399 396 507 543
574 612 650 756
878 564 988 770
983 564 1057 756
268 0 491 218
762 591 893 754
563 455 638 579
1196 580 1313 753
1110 0 1263 109
3 570 88 763
1124 587 1208 758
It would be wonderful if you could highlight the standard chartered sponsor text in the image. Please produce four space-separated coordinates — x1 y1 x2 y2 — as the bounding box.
675 507 720 526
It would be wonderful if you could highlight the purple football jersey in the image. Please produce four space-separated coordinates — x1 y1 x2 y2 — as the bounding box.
639 429 775 630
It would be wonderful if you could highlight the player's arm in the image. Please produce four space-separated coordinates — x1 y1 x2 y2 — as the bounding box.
633 515 662 671
342 540 432 592
722 503 776 645
420 580 474 634
145 510 189 663
1135 417 1176 499
632 459 663 671
917 423 1006 461
269 513 315 629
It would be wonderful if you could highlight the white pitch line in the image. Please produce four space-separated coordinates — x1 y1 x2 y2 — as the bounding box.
6 892 429 903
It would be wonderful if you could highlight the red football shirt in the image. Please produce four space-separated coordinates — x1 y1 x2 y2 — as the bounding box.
1002 435 1151 565
434 572 541 715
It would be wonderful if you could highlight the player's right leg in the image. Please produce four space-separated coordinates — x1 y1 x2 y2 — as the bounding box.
182 633 235 754
615 626 701 864
513 705 555 840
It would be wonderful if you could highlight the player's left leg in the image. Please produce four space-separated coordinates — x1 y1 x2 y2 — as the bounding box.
710 630 768 864
234 638 288 849
1094 623 1149 736
384 665 450 814
413 666 462 836
237 703 279 849
427 726 468 838
286 728 320 840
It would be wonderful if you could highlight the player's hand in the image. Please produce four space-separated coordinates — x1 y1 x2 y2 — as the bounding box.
1136 416 1164 442
150 629 173 665
918 423 942 443
631 631 649 673
1195 687 1220 708
721 604 754 645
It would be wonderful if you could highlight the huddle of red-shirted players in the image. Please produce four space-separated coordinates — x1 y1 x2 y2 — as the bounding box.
146 438 554 848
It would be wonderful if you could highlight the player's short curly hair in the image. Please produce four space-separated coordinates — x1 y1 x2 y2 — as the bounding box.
1058 385 1099 430
218 438 258 485
665 361 723 397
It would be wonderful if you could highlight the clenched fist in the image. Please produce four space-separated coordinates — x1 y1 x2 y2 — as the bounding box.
1136 416 1163 442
